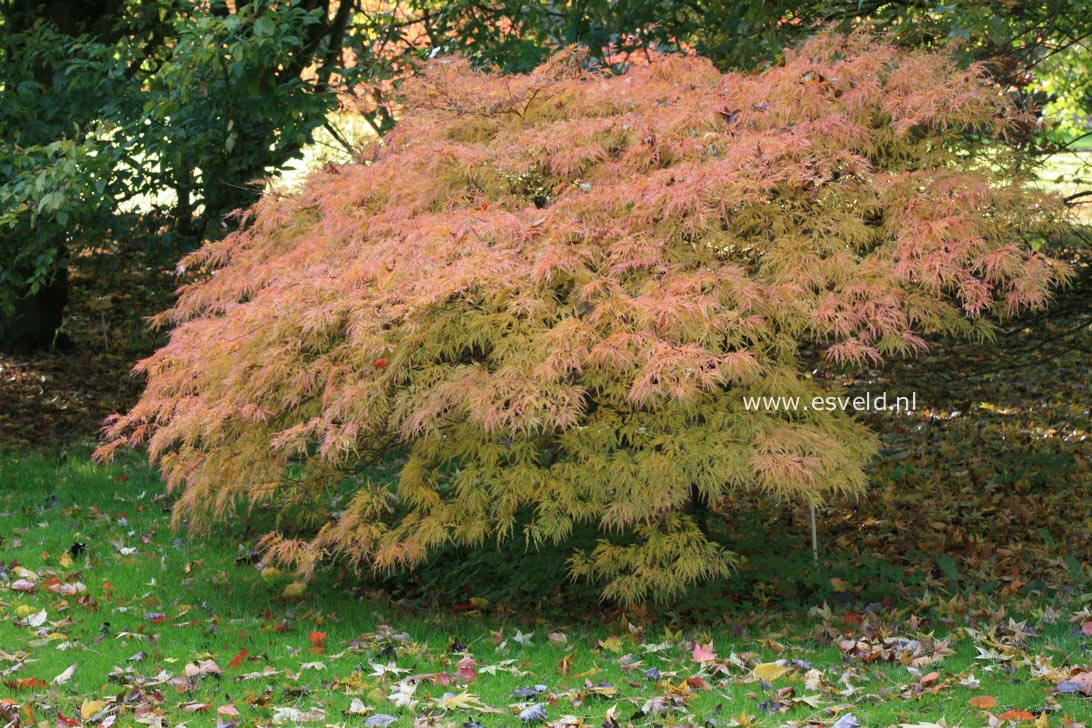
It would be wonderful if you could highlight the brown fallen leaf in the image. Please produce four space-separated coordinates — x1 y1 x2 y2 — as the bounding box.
968 695 996 709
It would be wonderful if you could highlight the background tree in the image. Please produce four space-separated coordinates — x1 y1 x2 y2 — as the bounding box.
0 0 345 351
100 33 1073 604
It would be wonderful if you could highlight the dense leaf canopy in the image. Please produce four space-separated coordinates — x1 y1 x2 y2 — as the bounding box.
100 32 1072 603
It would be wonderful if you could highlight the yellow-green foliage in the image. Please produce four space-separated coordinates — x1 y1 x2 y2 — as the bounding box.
100 31 1071 604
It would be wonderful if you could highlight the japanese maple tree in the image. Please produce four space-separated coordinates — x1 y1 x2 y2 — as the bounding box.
99 31 1071 604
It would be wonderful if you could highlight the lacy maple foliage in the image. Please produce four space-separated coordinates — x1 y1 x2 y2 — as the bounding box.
99 31 1071 604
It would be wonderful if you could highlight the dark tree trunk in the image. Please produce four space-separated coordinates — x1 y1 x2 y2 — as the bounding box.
0 268 70 354
0 0 122 353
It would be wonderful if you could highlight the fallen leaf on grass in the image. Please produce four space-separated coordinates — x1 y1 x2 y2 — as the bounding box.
47 580 86 595
998 710 1038 722
81 699 108 719
282 581 307 598
113 541 137 556
831 714 859 728
1056 670 1092 696
968 694 997 709
345 698 369 716
432 690 499 713
228 648 248 668
519 703 548 722
18 609 47 627
692 641 717 663
388 679 419 709
512 685 548 699
0 700 18 725
271 706 327 723
752 662 791 682
52 663 77 685
183 659 221 677
6 677 48 690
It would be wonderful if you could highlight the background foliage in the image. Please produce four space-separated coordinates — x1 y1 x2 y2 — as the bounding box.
1 0 1090 351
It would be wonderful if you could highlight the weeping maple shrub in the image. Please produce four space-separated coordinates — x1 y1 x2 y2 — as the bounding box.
98 31 1071 604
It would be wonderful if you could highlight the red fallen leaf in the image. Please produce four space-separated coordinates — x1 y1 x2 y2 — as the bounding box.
998 710 1037 722
6 677 48 690
114 475 129 482
308 631 327 647
58 712 82 726
968 695 997 709
101 581 113 592
455 656 478 682
920 671 940 684
372 359 388 368
228 648 249 669
686 676 711 690
1082 621 1092 637
451 603 476 613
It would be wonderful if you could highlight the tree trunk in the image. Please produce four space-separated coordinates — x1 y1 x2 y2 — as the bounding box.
0 268 70 354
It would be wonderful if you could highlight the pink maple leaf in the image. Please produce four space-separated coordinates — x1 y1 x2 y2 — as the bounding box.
692 641 717 663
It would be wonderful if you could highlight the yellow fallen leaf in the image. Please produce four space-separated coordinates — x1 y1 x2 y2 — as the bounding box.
15 605 35 618
58 552 74 569
598 636 623 654
281 581 307 598
753 662 791 682
81 700 108 720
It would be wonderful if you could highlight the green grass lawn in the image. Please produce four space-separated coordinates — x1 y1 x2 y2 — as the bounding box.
1 451 1090 727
